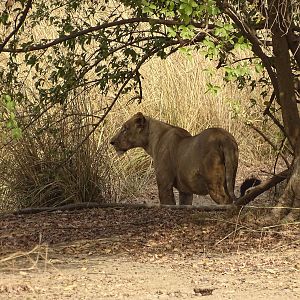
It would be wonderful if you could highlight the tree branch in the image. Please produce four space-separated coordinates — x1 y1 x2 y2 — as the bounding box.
263 90 276 115
263 91 287 136
7 168 291 214
265 110 287 136
0 0 33 52
77 35 171 80
1 17 213 53
236 169 289 206
134 71 143 104
247 123 290 167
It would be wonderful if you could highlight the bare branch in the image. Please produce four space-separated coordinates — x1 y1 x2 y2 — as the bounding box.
287 29 300 67
0 0 33 52
263 91 288 137
247 123 291 167
264 110 287 136
274 137 291 173
263 90 276 115
135 71 143 104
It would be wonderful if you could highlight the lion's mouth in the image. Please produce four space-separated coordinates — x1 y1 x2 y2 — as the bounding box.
112 145 127 156
116 150 126 156
111 143 128 156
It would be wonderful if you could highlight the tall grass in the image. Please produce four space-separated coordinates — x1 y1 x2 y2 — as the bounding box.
0 91 115 211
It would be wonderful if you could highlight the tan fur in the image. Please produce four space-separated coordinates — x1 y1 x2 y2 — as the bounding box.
110 112 238 205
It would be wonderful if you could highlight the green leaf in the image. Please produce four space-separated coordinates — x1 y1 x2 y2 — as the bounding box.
26 55 37 66
184 4 193 16
12 127 22 139
3 94 12 103
205 83 220 95
148 3 157 9
6 120 13 129
6 118 17 129
182 14 191 24
0 12 9 25
214 27 227 37
179 25 195 39
167 26 177 38
255 63 264 73
179 46 193 60
64 23 74 33
203 38 215 49
5 100 16 111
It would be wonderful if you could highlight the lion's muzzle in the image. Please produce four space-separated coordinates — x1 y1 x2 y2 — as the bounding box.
110 137 126 156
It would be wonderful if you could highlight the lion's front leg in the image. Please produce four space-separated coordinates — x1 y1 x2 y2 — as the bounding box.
154 158 176 205
155 168 176 205
157 181 176 205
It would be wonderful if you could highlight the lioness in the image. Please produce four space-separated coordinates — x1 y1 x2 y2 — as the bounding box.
110 112 238 205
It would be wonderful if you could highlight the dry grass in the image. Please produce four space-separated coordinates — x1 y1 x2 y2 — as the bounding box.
0 244 51 272
0 91 115 210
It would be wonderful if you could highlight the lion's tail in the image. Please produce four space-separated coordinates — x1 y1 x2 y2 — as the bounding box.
222 142 238 202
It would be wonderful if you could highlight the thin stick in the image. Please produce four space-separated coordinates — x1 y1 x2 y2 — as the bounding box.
248 123 290 167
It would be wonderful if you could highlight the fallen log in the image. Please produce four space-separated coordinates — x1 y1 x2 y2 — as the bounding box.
10 202 231 215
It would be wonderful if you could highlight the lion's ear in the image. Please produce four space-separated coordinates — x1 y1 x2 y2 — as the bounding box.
134 112 146 128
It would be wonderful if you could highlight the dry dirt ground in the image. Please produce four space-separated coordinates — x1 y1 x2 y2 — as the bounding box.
0 196 299 299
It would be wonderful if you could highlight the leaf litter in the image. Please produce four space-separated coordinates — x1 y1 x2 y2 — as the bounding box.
0 207 299 299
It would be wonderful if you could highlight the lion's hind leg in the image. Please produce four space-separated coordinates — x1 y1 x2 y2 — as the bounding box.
179 192 193 205
207 176 232 205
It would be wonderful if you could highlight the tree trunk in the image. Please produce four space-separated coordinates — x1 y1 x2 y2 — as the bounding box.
269 0 300 221
272 153 300 221
269 0 300 148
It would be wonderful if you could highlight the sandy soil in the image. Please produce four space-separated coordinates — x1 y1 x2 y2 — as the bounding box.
0 249 299 300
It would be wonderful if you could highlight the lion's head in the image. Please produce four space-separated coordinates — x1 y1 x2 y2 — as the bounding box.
110 112 149 155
